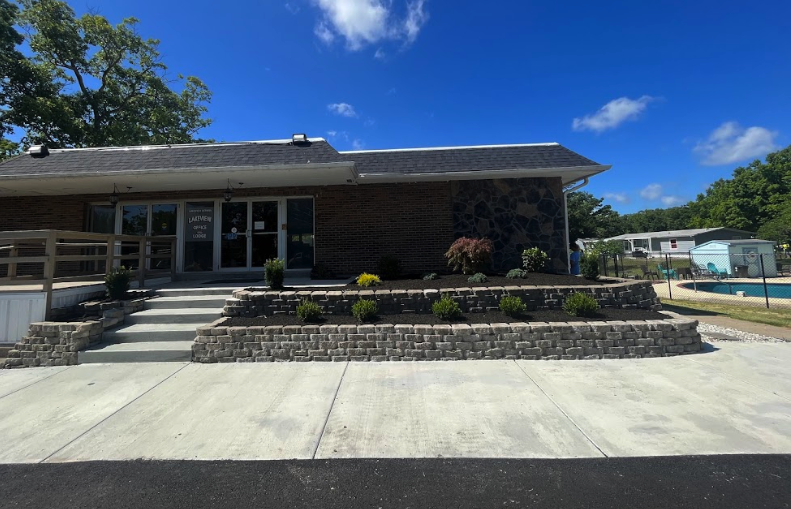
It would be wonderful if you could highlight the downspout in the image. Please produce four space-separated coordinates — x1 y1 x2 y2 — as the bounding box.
563 177 589 274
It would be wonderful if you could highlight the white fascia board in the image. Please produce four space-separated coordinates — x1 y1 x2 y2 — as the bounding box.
340 142 559 154
355 165 610 184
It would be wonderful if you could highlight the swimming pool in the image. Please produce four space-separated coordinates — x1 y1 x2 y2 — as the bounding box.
682 282 791 299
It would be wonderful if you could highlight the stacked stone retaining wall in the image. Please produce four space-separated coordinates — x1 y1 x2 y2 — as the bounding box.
223 280 661 318
192 318 700 363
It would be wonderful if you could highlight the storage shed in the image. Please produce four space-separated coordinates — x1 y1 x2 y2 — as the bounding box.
690 240 777 278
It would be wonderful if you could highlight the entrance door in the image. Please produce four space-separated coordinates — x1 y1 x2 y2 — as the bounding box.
121 204 148 269
220 202 248 269
150 204 177 271
251 201 279 267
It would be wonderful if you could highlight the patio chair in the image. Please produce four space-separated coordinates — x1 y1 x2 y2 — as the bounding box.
640 264 658 280
706 262 728 279
777 262 789 276
657 264 678 280
677 267 693 280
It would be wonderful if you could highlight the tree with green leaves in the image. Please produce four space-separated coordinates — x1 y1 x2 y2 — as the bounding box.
1 0 211 151
566 191 623 242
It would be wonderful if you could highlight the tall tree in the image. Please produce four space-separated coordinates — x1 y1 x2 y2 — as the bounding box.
2 0 211 149
566 191 623 241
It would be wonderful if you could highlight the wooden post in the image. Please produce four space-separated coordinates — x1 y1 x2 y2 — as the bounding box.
43 232 56 320
105 235 116 273
7 241 17 278
170 238 177 278
138 237 146 288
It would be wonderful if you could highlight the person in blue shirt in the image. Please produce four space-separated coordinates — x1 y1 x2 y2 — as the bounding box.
569 243 581 276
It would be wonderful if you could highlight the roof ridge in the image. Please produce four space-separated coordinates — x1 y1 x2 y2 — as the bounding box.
38 138 329 154
340 142 560 154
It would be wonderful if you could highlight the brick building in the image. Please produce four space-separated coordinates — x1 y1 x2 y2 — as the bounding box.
0 135 609 277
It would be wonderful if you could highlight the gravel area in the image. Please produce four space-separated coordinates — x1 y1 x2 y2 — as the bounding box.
698 323 787 343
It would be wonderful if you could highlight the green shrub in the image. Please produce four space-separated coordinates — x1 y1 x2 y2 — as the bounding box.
310 263 336 280
422 272 439 280
264 258 285 289
445 237 493 275
432 294 462 321
506 268 528 279
378 255 401 280
296 299 323 322
522 247 549 273
581 254 600 281
499 295 527 317
105 266 132 300
467 272 488 283
352 299 379 322
356 273 382 287
563 292 599 317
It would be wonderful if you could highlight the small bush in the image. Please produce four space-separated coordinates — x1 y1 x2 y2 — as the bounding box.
581 254 600 281
522 247 549 273
563 292 599 317
356 273 382 287
445 237 493 275
467 272 488 283
499 295 527 317
105 266 132 300
378 255 401 280
352 299 379 322
422 272 439 280
432 294 463 321
310 263 336 280
506 268 528 279
264 258 285 289
296 299 323 322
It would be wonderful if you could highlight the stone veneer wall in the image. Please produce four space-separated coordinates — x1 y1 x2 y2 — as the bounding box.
451 177 567 272
223 280 661 318
2 298 147 368
192 318 702 363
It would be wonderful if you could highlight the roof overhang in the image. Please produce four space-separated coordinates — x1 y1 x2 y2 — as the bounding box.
356 164 610 186
0 162 359 197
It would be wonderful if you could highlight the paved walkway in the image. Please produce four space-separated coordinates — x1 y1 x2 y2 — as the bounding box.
1 341 790 463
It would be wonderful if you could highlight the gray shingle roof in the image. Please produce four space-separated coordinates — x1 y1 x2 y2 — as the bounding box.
0 140 343 176
340 143 599 174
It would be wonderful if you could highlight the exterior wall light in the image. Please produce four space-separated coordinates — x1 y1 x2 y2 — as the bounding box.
224 179 243 202
109 184 120 205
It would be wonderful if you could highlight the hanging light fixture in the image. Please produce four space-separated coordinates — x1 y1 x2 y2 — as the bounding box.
223 180 243 202
109 184 120 205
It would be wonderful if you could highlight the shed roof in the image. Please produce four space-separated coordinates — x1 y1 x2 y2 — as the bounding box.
606 227 755 241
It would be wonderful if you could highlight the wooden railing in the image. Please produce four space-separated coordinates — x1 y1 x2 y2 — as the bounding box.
0 230 176 319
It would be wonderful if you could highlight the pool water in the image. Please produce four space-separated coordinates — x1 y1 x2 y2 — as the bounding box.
684 282 791 299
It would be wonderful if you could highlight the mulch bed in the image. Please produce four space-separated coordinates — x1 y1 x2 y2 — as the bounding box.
269 273 620 292
222 307 667 327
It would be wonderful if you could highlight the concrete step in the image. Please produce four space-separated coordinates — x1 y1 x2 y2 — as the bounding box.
102 323 201 343
124 308 221 325
80 341 193 363
146 295 228 309
156 288 238 298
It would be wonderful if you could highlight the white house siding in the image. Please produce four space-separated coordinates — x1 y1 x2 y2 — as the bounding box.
659 240 695 254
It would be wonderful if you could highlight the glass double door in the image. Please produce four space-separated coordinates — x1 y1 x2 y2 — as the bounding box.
120 203 178 270
220 200 281 270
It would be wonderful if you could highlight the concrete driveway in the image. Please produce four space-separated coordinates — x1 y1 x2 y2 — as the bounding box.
1 341 790 463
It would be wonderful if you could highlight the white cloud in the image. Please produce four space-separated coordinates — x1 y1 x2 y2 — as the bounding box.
327 102 358 117
640 183 662 201
386 87 396 95
604 192 630 204
326 130 350 141
661 195 685 207
374 47 386 59
693 121 779 166
312 0 429 50
285 2 300 14
572 95 655 133
352 138 365 150
364 117 375 127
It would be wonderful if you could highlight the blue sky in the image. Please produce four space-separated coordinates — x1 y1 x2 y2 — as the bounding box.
49 0 791 213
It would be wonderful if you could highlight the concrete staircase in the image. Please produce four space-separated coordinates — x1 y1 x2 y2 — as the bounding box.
80 288 230 363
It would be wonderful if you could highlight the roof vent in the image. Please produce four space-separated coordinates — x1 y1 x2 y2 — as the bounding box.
29 145 49 158
292 133 309 145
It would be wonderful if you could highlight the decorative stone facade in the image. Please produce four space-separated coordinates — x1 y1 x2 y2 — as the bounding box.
222 280 661 318
192 318 702 363
452 177 567 272
2 297 147 368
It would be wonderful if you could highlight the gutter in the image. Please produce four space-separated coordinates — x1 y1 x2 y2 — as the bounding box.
563 177 589 274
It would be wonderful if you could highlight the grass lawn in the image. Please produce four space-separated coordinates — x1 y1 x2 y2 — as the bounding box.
663 299 791 329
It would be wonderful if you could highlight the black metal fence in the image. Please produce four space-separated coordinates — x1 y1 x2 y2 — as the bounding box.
599 252 791 309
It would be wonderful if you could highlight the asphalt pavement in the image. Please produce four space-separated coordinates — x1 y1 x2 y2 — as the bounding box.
1 455 789 509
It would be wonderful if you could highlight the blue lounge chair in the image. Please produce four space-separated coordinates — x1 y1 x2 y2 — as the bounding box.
707 262 728 279
657 264 677 280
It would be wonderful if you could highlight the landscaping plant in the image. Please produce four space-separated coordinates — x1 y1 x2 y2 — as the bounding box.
352 299 379 322
467 272 488 283
264 258 285 289
581 254 600 281
444 237 493 275
422 272 439 280
356 273 382 287
506 268 528 279
522 247 549 273
499 295 527 317
378 255 402 280
432 294 463 321
296 299 323 322
563 292 599 317
104 266 132 300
